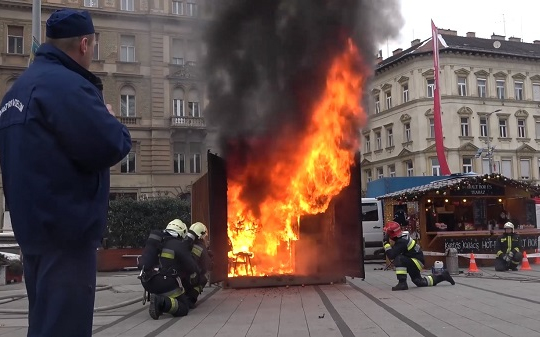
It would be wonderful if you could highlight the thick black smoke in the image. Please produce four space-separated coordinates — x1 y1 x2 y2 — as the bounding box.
204 0 403 157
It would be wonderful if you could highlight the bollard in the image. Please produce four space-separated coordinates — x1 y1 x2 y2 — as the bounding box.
446 248 459 275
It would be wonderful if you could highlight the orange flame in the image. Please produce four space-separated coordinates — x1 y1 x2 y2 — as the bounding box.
227 40 367 277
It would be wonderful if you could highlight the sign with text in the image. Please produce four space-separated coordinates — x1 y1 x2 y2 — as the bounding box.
444 236 538 254
449 183 505 196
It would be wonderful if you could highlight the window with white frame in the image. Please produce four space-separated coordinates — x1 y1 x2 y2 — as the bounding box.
402 84 409 103
385 91 392 109
460 117 469 136
427 79 435 98
404 122 411 142
121 151 136 173
477 78 487 97
173 152 186 173
376 167 384 179
375 131 382 150
458 77 467 96
172 87 185 120
386 127 393 147
431 158 441 176
533 83 540 101
120 86 136 117
172 0 184 15
7 26 23 54
496 80 505 99
536 120 540 139
517 119 526 138
406 161 414 176
364 135 370 152
121 0 134 11
374 95 380 114
171 39 184 64
120 35 135 62
189 143 202 173
429 118 435 138
365 169 372 183
480 117 488 137
520 158 530 179
187 89 200 117
462 157 473 173
514 81 524 100
501 159 512 177
186 0 197 16
388 165 396 177
93 33 100 60
499 118 508 138
84 0 98 7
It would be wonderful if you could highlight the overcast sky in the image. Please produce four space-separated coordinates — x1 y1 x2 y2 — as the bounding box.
380 0 540 59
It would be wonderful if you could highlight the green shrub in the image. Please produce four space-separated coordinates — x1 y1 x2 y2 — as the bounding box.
105 197 191 248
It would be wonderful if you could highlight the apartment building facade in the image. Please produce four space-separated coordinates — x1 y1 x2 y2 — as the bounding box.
362 30 540 193
0 0 217 229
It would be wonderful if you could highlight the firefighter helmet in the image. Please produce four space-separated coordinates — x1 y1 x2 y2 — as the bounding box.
166 219 188 238
383 221 403 239
504 222 514 232
190 222 207 239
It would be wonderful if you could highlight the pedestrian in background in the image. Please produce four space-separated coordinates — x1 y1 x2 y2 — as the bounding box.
0 8 131 337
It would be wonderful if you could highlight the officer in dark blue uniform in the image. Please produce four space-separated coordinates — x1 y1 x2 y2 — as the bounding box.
0 8 131 337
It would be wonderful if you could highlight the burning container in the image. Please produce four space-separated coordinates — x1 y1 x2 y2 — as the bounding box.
191 152 364 288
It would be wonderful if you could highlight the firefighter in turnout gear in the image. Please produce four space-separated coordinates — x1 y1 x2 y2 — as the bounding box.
183 222 212 307
494 222 523 271
377 221 455 291
139 219 200 319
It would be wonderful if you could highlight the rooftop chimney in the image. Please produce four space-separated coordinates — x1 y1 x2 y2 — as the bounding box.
439 29 457 36
392 48 403 56
411 39 421 46
534 40 540 45
508 37 521 42
491 34 506 41
466 32 476 38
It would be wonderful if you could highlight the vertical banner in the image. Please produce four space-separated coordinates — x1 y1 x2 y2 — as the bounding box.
431 20 451 175
29 36 40 66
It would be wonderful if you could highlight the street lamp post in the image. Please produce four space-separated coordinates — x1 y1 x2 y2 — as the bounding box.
30 0 41 65
485 109 502 174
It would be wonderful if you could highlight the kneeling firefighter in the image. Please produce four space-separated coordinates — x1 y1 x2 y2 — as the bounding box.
376 221 455 291
183 222 212 307
494 222 522 271
139 219 200 319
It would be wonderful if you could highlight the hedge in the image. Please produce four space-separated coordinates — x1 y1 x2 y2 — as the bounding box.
105 197 191 248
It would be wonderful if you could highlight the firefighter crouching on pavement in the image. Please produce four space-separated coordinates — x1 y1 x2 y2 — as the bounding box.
138 219 200 319
183 222 212 307
494 222 522 271
375 221 455 291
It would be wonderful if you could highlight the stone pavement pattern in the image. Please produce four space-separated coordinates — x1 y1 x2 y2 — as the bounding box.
1 265 540 336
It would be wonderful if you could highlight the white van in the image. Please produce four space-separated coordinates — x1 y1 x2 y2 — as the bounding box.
361 198 384 258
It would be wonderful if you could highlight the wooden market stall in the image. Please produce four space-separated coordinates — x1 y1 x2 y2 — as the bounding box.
377 173 540 268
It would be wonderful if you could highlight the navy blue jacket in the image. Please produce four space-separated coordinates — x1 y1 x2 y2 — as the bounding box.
0 43 132 254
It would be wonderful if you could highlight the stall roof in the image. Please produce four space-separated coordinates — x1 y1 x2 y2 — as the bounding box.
376 173 540 200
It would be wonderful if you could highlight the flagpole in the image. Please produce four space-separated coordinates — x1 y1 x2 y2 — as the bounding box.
30 0 41 65
431 20 451 175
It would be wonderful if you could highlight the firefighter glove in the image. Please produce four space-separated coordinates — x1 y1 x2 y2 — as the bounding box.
503 254 511 262
508 251 514 258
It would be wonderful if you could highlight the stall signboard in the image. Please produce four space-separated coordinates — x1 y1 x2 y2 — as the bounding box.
444 236 539 254
449 183 505 196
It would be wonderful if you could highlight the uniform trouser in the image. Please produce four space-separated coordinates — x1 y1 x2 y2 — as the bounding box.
181 275 207 304
142 274 189 317
494 252 523 271
23 247 97 337
394 255 444 287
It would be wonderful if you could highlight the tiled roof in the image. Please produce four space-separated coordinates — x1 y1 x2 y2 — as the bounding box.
377 34 540 71
376 176 468 199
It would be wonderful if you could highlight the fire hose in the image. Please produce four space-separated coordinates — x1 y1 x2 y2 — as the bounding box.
0 284 144 314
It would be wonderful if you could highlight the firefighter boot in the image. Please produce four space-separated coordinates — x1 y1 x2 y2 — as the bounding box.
433 271 455 286
392 281 408 291
149 294 164 320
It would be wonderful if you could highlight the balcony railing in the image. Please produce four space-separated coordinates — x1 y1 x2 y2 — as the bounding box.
171 116 205 128
119 116 138 125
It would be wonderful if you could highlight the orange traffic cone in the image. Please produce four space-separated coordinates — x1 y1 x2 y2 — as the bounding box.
521 251 532 271
534 249 540 265
468 253 479 273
